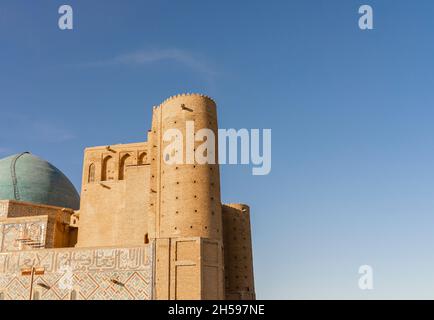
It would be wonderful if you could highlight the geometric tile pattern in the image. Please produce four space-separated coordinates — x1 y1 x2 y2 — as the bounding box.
0 219 47 252
0 244 154 300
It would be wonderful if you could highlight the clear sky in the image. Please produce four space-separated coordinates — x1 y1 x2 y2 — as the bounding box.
1 0 434 299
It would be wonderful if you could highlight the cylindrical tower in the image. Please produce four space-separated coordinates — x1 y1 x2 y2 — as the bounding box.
149 93 222 241
222 204 256 300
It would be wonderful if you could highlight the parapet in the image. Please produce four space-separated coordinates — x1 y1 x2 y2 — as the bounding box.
158 93 216 108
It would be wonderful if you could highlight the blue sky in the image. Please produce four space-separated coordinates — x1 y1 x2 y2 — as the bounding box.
2 0 434 299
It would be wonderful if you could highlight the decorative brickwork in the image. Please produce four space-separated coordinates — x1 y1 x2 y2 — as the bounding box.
0 245 153 300
0 94 256 300
0 217 47 252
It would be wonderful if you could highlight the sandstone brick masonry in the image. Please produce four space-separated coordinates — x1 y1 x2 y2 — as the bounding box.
0 245 153 300
0 200 76 251
0 94 255 300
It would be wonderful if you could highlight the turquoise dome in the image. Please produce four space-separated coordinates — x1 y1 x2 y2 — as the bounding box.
0 152 80 210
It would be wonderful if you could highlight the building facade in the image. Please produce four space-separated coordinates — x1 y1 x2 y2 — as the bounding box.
0 93 255 300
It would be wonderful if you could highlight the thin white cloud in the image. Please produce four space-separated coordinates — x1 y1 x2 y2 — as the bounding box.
86 48 217 76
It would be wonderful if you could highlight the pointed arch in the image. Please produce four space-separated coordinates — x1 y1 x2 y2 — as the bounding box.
88 163 96 183
138 152 147 165
119 153 132 180
101 155 115 181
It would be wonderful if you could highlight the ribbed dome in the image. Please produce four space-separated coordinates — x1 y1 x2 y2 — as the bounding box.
0 152 80 210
